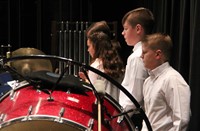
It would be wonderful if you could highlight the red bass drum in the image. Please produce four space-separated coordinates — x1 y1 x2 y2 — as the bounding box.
0 82 135 131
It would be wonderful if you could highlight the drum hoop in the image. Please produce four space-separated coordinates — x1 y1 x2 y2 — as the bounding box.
0 81 30 102
0 115 87 130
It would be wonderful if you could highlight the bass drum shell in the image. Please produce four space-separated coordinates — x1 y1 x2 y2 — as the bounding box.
0 84 135 131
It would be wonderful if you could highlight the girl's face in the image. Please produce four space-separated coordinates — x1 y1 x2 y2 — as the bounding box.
87 39 95 58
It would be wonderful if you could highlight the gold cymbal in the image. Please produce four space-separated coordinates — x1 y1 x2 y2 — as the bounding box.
10 47 53 76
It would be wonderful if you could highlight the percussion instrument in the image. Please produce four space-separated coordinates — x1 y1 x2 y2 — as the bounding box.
0 54 152 131
0 80 135 131
10 48 53 76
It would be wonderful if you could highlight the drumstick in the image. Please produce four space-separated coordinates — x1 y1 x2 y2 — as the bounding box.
98 99 102 131
94 80 106 131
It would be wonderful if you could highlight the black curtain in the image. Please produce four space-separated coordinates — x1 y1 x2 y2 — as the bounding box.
1 0 200 130
189 0 200 130
141 0 200 130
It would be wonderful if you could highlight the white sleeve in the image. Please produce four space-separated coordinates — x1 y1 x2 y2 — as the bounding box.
164 75 191 131
119 57 148 111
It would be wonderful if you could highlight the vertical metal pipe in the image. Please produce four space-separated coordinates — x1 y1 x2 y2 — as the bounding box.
81 21 84 31
68 30 72 75
65 21 69 59
60 21 64 31
58 30 63 74
66 21 69 31
73 30 78 75
85 22 89 30
58 30 61 73
83 29 88 64
76 21 79 31
78 30 82 72
64 30 67 58
74 21 79 75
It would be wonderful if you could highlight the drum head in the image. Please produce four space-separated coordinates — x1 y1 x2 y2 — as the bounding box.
0 120 86 131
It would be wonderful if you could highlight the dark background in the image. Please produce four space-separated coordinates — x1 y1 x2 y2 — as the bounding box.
0 0 199 130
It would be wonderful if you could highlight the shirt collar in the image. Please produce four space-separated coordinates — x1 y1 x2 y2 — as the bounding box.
149 62 170 78
132 41 142 52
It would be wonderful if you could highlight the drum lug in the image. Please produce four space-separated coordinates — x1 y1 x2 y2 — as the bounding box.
66 89 71 94
0 114 6 122
47 95 54 101
7 80 30 100
54 107 65 123
117 108 125 124
21 105 33 121
36 89 41 93
117 115 124 124
87 118 94 131
7 80 20 100
9 89 16 100
94 98 97 105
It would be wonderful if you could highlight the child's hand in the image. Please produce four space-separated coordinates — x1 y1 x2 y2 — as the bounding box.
78 71 89 83
78 71 86 80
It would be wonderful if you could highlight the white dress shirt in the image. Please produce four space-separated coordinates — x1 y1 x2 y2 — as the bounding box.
88 58 121 102
142 62 191 131
88 58 104 84
119 42 148 112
